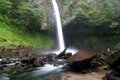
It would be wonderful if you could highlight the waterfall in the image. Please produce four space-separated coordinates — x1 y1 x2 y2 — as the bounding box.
51 0 65 51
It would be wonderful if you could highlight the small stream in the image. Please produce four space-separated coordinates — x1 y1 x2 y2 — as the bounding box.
0 58 67 80
10 64 66 80
0 47 78 80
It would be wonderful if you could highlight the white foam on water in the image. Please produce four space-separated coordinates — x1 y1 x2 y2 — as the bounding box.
66 47 79 55
0 59 2 62
0 76 9 80
32 64 66 76
45 47 79 55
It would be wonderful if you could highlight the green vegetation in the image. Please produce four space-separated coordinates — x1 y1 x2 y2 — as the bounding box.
60 0 120 26
0 0 53 49
61 0 120 48
116 42 120 49
0 23 53 48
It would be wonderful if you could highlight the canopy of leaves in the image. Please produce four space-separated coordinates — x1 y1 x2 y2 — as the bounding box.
62 0 120 34
62 0 120 49
0 0 53 48
0 0 44 33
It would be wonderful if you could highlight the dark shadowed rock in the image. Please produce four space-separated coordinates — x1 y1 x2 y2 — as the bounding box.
108 77 120 80
57 49 72 59
21 56 30 64
105 70 120 80
57 49 67 58
1 58 11 64
46 53 57 61
29 55 37 64
0 66 3 70
33 58 45 67
105 49 120 71
66 50 106 72
64 52 72 59
104 49 120 79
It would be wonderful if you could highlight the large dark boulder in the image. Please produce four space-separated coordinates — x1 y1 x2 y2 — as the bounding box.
66 50 95 72
66 50 106 72
67 50 95 63
105 50 120 80
104 49 120 80
105 50 120 71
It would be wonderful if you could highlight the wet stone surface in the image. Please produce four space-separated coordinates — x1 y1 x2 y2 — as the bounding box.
0 47 120 80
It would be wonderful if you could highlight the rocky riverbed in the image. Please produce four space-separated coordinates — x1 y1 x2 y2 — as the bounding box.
0 46 120 80
0 46 71 75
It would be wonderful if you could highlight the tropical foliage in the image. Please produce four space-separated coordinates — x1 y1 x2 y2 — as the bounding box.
61 0 120 48
0 0 53 48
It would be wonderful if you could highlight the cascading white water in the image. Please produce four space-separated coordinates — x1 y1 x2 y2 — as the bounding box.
51 0 65 52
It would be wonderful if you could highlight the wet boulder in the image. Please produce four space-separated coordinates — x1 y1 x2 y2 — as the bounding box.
33 58 45 67
105 49 120 71
29 55 37 64
57 49 67 58
57 49 72 59
0 66 3 70
67 50 99 72
67 50 95 63
21 56 30 64
1 58 11 64
105 70 120 80
64 52 72 59
33 55 49 67
104 49 120 79
46 53 57 61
